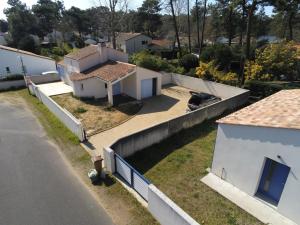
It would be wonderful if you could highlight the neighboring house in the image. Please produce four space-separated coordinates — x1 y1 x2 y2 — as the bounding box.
257 35 280 43
62 44 161 105
211 90 300 224
116 32 152 54
84 38 97 45
148 39 174 51
0 45 56 77
0 32 7 46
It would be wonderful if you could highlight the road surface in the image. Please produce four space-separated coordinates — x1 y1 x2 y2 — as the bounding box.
0 99 114 225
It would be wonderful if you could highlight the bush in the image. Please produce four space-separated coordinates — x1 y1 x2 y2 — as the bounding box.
200 44 234 70
255 41 299 81
52 47 65 56
179 54 199 71
244 80 283 98
18 35 39 54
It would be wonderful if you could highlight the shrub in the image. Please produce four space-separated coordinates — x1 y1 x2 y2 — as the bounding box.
18 35 38 54
179 54 199 71
200 44 233 70
51 47 65 56
255 41 299 80
244 80 283 98
73 107 87 114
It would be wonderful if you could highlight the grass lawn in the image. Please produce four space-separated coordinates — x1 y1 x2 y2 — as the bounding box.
52 93 142 136
126 120 264 225
0 89 158 225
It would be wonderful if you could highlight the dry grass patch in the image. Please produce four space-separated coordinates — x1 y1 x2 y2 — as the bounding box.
52 93 142 136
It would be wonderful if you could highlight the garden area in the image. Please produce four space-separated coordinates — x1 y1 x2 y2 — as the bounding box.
126 120 263 225
52 93 142 136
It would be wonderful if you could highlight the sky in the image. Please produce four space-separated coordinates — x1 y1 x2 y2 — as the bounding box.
0 0 273 20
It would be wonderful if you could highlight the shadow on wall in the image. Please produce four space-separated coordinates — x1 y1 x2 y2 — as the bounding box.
125 120 216 174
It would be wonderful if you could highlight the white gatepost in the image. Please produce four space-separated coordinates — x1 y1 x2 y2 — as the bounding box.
103 147 115 173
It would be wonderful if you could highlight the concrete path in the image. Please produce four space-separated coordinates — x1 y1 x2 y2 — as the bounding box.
0 99 114 225
201 173 297 225
84 85 191 156
37 81 73 96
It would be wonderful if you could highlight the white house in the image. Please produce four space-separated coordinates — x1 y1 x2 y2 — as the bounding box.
116 33 152 54
61 44 161 105
0 45 56 77
211 90 300 224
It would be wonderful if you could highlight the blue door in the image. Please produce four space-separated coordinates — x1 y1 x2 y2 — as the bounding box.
113 82 121 95
257 158 290 204
141 79 153 99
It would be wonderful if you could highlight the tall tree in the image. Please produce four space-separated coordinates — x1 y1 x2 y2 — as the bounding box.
32 0 64 37
169 0 182 57
187 0 191 52
138 0 162 37
271 0 300 40
96 0 128 49
64 7 89 37
4 0 39 46
199 0 207 55
195 0 200 47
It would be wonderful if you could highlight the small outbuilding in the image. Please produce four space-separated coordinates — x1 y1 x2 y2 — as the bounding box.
210 90 300 224
116 32 152 54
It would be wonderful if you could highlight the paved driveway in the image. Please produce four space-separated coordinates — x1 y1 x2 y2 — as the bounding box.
0 99 114 225
37 81 73 96
85 85 191 156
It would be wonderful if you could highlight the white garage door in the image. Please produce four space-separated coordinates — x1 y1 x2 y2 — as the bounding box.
141 79 153 99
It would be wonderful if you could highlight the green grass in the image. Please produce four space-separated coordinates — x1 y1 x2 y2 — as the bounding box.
3 89 158 225
127 120 264 225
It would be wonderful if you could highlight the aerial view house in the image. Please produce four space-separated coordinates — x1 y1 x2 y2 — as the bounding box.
0 45 56 77
61 44 161 105
116 32 152 54
210 90 300 224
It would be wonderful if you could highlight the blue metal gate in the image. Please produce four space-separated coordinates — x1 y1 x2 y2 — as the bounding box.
114 153 150 201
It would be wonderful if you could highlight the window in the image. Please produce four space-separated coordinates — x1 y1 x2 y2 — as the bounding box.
81 83 84 91
105 83 107 89
6 67 10 74
142 40 148 45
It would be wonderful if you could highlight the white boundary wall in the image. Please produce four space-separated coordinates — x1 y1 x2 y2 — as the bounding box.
29 82 85 141
148 184 200 225
0 80 25 90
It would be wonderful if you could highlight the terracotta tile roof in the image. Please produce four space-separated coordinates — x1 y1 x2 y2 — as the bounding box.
70 60 136 82
0 45 54 61
217 89 300 130
65 45 98 60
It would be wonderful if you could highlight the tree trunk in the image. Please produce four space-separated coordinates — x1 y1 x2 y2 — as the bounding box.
199 0 207 55
288 12 294 41
196 0 200 49
187 0 191 53
170 0 182 57
228 7 233 46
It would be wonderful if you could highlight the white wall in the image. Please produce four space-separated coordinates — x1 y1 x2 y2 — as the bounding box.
0 49 56 77
160 71 172 85
107 47 128 62
125 35 152 54
30 83 85 141
171 73 246 99
148 184 200 225
78 52 102 72
122 72 138 99
211 124 300 224
136 67 162 100
72 77 107 99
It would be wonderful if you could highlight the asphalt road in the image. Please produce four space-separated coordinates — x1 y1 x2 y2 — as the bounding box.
0 100 114 225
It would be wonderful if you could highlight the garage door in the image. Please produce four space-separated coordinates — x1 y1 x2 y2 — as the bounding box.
113 82 121 95
141 79 153 99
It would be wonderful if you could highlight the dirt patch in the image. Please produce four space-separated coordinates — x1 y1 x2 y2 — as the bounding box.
52 93 142 136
